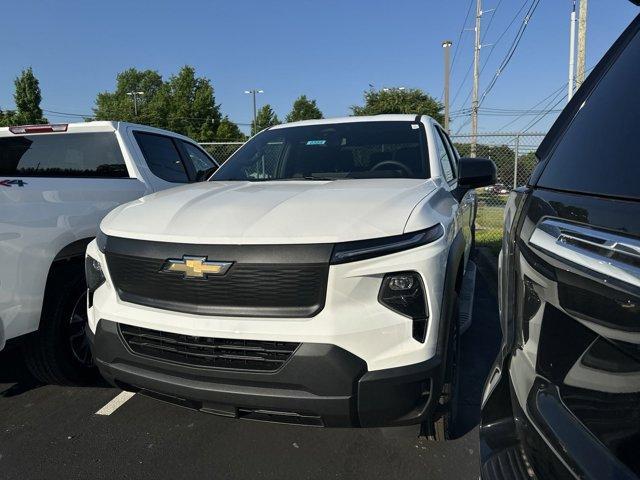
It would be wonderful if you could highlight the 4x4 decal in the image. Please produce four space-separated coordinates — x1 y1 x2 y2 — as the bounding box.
0 179 27 187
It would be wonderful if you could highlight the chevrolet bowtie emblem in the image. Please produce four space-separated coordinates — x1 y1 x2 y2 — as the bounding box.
161 256 232 279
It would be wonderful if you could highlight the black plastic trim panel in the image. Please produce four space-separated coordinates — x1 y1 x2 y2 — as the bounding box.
103 235 333 264
91 319 444 428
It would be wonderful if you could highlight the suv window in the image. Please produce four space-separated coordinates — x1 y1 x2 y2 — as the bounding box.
432 127 455 182
537 29 640 200
134 132 189 183
0 132 128 178
180 141 217 178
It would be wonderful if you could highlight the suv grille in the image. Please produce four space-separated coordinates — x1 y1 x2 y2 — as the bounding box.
119 324 299 372
105 252 329 317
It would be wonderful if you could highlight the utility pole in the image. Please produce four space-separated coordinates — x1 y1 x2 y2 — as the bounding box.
244 89 264 136
568 1 577 101
126 91 144 116
576 0 588 89
442 40 452 133
471 0 482 157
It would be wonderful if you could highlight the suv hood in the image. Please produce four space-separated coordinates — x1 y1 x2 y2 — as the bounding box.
101 179 437 244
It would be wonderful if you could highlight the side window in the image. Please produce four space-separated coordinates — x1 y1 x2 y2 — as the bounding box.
134 132 189 183
538 29 640 200
181 141 217 178
432 127 455 182
438 127 460 177
0 132 128 178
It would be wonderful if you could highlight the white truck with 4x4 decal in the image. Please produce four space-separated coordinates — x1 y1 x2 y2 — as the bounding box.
0 121 218 384
87 115 496 438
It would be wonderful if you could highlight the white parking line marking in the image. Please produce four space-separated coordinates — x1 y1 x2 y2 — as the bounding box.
95 391 136 416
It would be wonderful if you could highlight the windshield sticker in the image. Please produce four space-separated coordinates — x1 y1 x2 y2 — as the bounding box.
306 140 326 145
411 124 419 129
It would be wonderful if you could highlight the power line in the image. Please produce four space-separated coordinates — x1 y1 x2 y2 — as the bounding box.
441 0 475 101
522 90 568 132
478 0 542 107
452 0 530 118
495 64 594 131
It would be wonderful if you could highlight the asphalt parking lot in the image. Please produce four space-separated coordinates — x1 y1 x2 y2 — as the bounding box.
0 256 500 480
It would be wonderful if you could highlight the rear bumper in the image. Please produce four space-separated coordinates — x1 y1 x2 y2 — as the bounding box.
91 319 443 428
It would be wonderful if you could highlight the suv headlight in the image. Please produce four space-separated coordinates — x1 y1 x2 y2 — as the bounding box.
85 256 106 306
330 224 444 264
379 271 428 343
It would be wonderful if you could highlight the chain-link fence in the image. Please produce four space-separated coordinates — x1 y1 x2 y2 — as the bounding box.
200 132 546 253
451 132 546 252
199 142 244 164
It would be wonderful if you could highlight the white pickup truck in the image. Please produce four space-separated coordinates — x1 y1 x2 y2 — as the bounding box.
0 121 218 384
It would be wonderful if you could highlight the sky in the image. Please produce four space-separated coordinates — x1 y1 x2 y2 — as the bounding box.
1 0 638 136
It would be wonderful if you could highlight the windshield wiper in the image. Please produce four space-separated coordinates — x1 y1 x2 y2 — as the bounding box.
278 176 339 181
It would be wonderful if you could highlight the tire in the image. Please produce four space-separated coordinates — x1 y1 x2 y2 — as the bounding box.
22 266 98 385
426 293 461 441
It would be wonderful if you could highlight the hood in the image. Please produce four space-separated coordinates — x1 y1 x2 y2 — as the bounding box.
101 179 437 244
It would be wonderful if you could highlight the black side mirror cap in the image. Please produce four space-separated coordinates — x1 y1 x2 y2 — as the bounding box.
457 157 497 189
195 165 219 182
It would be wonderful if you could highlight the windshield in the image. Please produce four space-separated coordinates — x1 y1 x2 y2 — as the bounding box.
211 121 429 181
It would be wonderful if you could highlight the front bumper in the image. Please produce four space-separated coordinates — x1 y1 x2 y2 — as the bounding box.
91 319 443 428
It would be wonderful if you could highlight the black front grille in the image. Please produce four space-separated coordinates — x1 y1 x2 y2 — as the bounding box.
119 324 299 372
105 251 329 317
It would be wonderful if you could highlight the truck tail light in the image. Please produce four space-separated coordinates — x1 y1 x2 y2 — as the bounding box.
9 124 68 134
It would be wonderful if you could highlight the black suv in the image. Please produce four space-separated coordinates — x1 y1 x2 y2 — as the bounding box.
480 9 640 480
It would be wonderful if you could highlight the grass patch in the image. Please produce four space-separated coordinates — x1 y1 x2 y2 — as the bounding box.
476 229 502 256
475 204 504 256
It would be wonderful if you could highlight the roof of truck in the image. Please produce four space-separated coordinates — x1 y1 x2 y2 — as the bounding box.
0 121 195 141
270 114 432 130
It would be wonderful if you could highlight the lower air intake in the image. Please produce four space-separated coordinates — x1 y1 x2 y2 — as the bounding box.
119 324 299 372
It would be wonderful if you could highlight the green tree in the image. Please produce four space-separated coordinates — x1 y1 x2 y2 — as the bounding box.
0 109 17 127
252 104 280 133
93 66 222 141
285 95 323 122
351 88 443 124
12 68 47 125
93 68 164 123
216 116 247 141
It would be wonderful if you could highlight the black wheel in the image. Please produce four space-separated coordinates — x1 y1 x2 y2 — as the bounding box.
426 293 461 441
22 268 98 385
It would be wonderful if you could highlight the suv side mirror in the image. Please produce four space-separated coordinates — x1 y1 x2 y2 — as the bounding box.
195 165 218 182
457 157 497 189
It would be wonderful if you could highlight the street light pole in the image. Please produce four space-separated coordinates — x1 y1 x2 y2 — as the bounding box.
126 91 145 116
244 89 264 136
442 40 453 133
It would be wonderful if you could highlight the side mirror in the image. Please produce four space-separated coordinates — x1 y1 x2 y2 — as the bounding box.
457 157 497 189
195 164 219 182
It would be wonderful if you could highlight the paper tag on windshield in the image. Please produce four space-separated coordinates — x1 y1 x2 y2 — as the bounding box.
411 124 419 129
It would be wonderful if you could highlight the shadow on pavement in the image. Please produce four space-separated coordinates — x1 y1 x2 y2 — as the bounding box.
0 344 112 397
0 347 42 397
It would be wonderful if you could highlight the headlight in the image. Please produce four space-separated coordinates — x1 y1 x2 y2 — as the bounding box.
379 271 428 343
85 255 106 306
330 224 444 265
